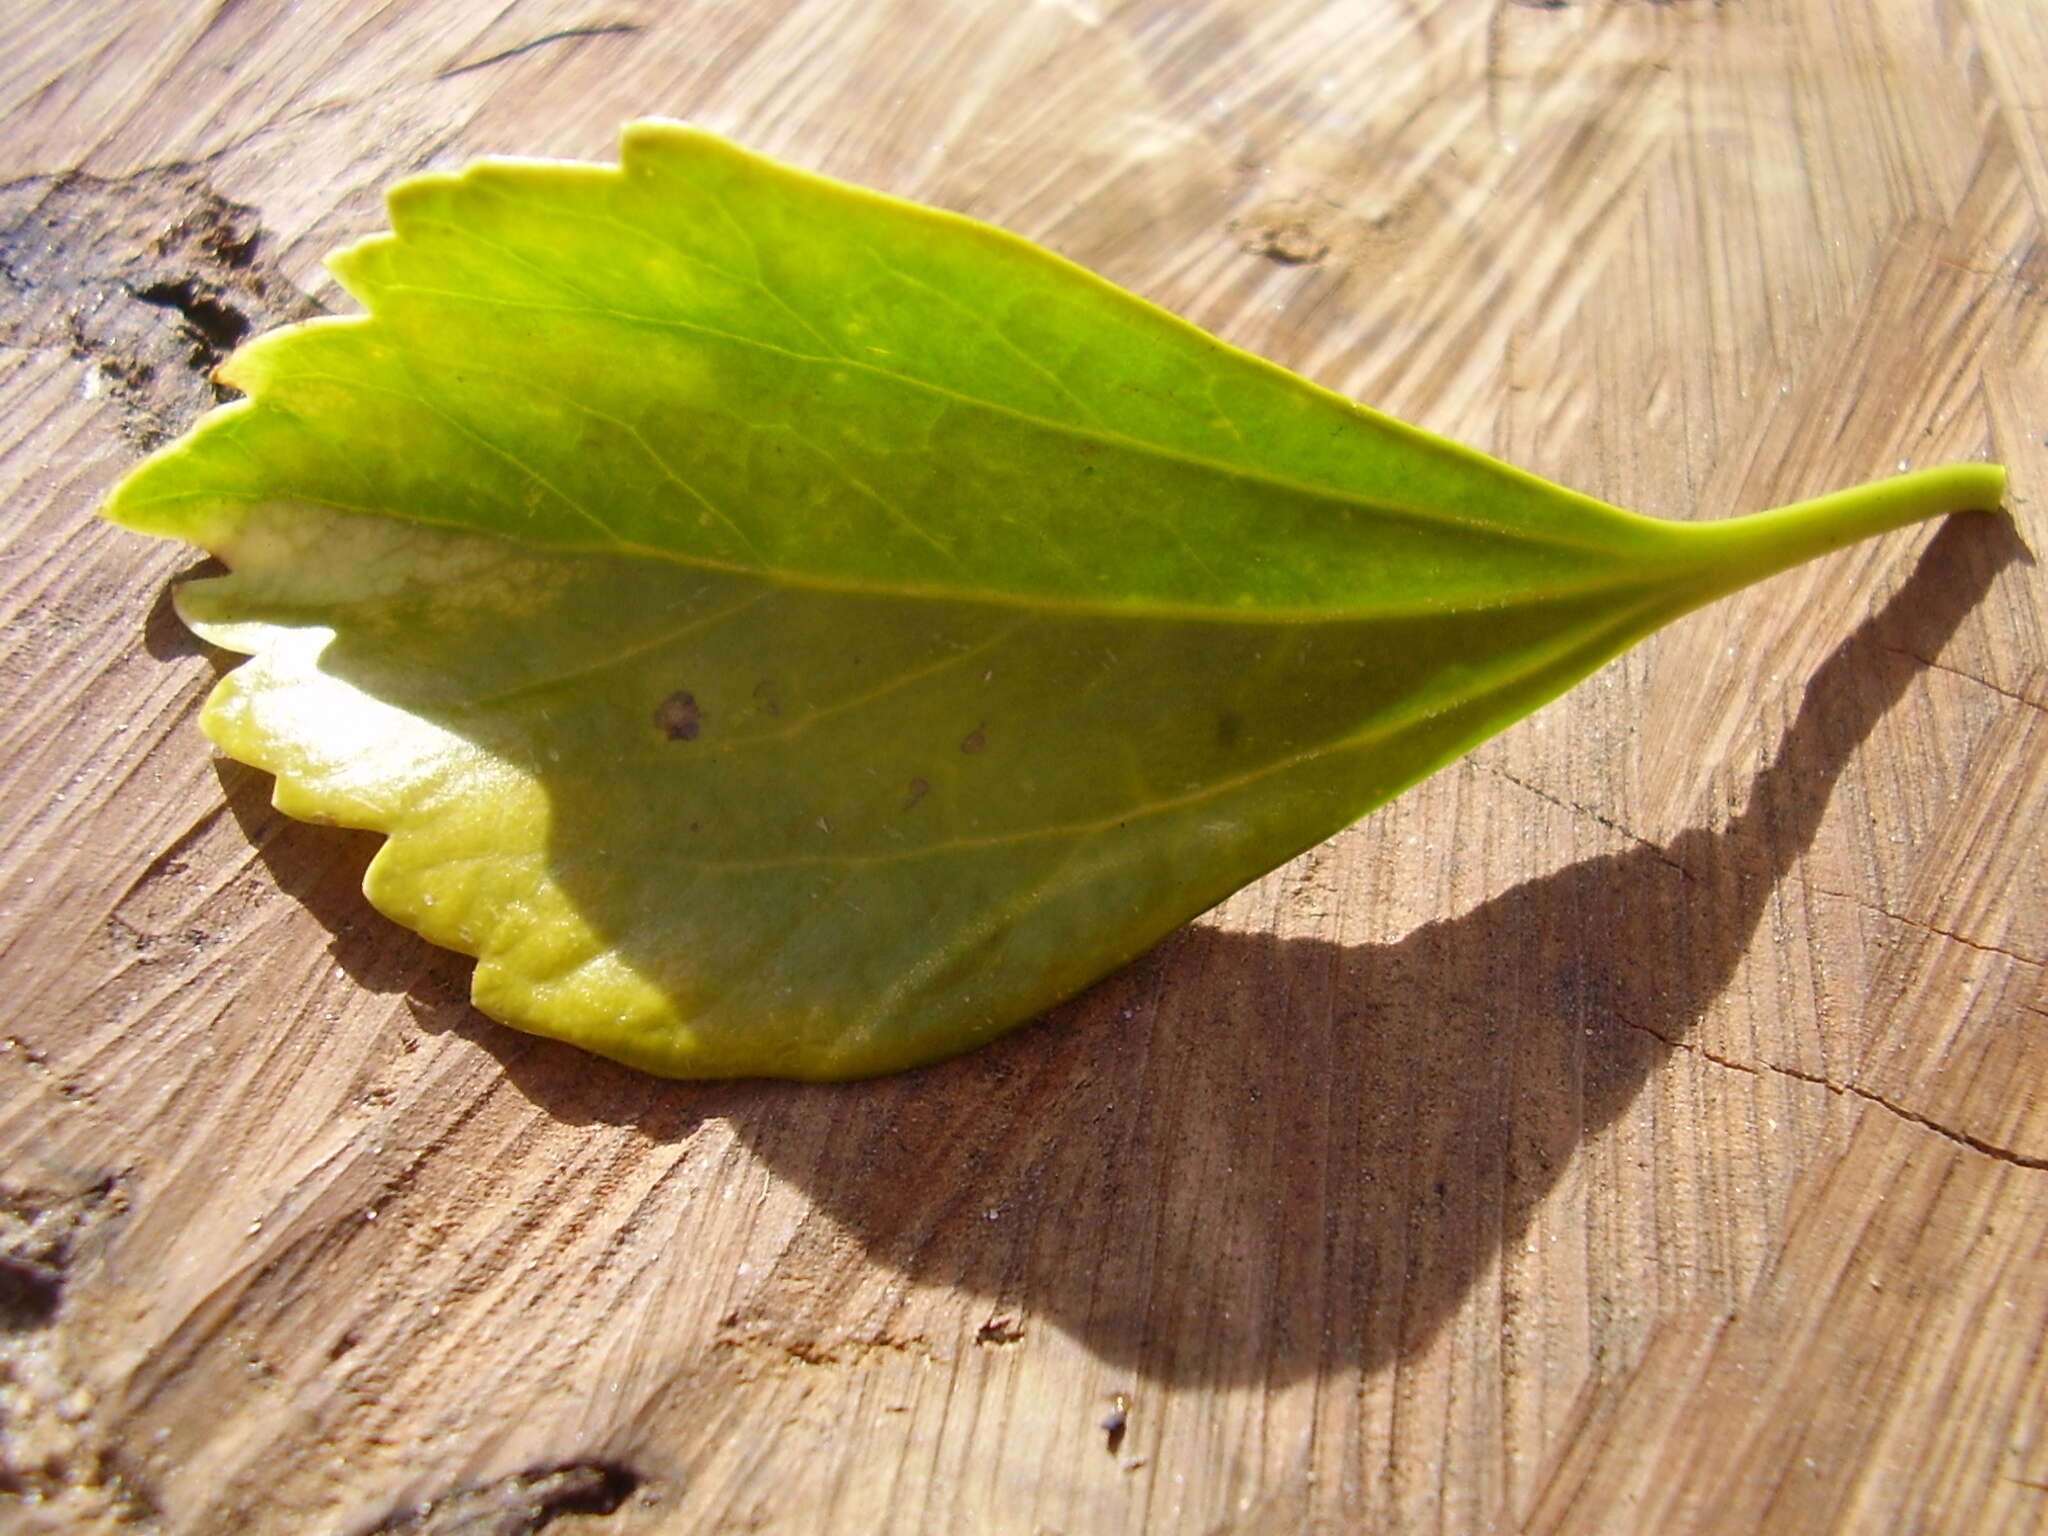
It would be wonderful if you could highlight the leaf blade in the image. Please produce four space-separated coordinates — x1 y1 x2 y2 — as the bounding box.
106 121 2003 1079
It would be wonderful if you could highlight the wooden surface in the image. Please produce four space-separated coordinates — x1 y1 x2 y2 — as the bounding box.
3 2 2045 1532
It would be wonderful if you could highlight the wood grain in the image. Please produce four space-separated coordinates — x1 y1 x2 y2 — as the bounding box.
2 2 2043 1532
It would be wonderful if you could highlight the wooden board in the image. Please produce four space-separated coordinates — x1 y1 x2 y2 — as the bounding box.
3 2 2044 1532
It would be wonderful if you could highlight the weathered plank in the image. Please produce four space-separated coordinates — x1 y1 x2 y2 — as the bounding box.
2 2 2042 1533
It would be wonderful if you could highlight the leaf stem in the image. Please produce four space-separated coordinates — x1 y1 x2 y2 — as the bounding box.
1687 462 2007 595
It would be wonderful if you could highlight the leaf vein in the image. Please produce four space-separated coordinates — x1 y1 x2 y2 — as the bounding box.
675 593 1666 872
123 481 1665 626
366 283 1629 557
457 590 777 706
375 344 768 561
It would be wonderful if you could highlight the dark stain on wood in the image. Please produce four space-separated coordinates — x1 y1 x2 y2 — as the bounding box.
366 1463 644 1534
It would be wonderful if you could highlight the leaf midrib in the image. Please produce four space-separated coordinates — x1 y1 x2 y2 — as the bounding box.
136 474 1691 630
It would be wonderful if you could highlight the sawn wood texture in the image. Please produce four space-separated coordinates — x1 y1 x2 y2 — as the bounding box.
1 2 2043 1533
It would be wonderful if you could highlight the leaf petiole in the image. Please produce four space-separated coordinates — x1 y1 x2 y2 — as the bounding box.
1683 462 2006 600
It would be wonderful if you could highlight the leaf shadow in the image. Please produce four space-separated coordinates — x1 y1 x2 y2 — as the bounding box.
143 556 228 661
221 512 2020 1388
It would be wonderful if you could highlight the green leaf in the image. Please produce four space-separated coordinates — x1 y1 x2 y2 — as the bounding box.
103 120 2004 1080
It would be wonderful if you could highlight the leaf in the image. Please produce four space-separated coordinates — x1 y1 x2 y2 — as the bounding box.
102 121 2004 1080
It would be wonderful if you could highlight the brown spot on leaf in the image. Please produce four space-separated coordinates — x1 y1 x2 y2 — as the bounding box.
960 725 986 755
751 679 780 716
902 777 929 811
655 690 700 741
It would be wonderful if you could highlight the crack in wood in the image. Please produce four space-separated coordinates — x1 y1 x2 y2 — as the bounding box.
436 23 646 80
1878 642 2048 712
1477 761 1699 881
1622 1019 2048 1170
1798 881 2046 970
